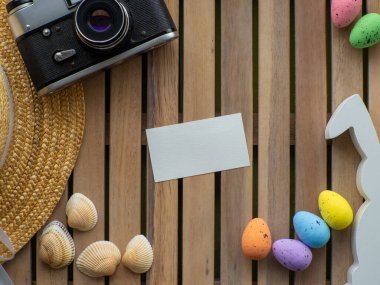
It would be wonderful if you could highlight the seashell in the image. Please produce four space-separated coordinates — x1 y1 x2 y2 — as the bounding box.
122 235 153 274
66 193 98 231
39 220 75 269
76 241 121 278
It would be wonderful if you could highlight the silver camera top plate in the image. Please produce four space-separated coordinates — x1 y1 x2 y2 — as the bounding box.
8 0 77 39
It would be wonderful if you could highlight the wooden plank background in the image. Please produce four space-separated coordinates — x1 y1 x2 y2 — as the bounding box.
3 0 377 284
294 1 327 284
182 0 215 285
221 0 252 284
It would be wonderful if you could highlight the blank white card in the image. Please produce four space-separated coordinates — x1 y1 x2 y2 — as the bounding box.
146 113 251 182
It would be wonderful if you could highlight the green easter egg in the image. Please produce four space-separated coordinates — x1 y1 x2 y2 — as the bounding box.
350 13 380 48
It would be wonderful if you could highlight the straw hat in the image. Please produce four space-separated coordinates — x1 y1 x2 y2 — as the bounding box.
0 1 85 257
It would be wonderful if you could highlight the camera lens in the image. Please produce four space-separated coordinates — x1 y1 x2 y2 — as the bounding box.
75 0 129 51
88 9 112 32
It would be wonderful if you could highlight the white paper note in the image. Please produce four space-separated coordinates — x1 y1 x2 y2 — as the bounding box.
146 113 251 182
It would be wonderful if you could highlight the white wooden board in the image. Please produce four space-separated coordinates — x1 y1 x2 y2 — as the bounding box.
326 94 380 285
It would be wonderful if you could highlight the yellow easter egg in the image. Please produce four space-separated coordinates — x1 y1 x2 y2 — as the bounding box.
318 190 354 230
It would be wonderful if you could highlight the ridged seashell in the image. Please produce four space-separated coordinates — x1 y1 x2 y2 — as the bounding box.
66 193 98 231
39 221 75 269
76 241 121 277
122 235 153 274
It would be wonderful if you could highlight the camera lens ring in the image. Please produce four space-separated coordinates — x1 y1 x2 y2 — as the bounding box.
74 0 130 51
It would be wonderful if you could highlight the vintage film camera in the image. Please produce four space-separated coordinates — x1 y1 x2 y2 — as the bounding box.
7 0 178 95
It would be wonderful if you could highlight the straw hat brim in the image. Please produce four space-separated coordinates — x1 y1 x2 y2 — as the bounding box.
0 1 85 257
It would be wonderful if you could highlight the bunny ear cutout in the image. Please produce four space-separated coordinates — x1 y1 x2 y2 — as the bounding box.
326 94 380 159
325 95 362 139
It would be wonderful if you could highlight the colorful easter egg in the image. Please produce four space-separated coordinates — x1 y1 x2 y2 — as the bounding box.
293 211 330 248
272 239 312 271
241 218 272 260
331 0 362 28
319 190 354 230
350 13 380 48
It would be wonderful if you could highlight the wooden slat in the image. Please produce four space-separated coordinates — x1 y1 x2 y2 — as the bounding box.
294 1 327 284
73 73 105 285
112 112 298 147
220 0 253 284
4 242 31 284
145 0 179 283
36 188 69 285
109 58 142 285
331 12 363 285
257 0 290 284
182 0 215 284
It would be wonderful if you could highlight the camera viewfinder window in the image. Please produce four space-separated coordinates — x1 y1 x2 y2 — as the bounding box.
65 0 82 8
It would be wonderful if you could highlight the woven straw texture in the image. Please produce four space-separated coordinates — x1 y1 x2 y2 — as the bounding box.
0 69 10 161
0 0 85 258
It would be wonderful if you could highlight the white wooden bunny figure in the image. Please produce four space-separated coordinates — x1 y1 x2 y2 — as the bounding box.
326 94 380 285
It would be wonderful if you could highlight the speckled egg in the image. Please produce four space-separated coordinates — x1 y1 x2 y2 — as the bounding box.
241 218 272 260
293 211 330 249
331 0 362 28
350 13 380 48
319 190 354 230
272 239 312 272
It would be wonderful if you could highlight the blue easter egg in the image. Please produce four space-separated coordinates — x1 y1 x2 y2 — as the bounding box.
293 211 330 248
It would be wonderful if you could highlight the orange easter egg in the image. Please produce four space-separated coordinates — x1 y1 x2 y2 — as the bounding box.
241 218 272 260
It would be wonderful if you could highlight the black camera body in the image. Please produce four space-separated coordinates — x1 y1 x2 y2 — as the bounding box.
7 0 178 95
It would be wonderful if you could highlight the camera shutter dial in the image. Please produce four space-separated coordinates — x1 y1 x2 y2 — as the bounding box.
6 0 33 14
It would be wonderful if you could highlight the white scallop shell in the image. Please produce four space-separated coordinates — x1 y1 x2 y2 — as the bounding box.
122 235 153 274
39 220 75 269
66 193 98 231
76 241 121 278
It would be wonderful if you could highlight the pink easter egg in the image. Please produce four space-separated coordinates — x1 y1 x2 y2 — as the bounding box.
331 0 362 28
